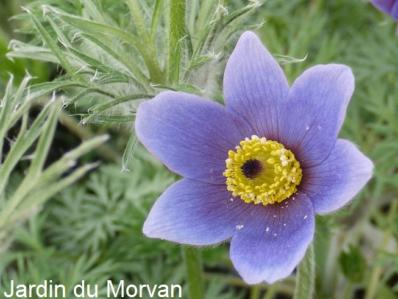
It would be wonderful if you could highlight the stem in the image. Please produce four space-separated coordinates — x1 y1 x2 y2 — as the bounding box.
183 246 204 299
204 274 294 296
250 285 261 299
263 284 278 299
168 0 186 84
294 243 315 299
366 268 383 299
365 201 398 299
342 282 353 299
322 233 339 295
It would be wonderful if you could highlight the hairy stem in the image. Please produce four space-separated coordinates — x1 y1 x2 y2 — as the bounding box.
183 246 205 299
168 0 186 84
250 285 261 299
263 283 278 299
294 242 315 299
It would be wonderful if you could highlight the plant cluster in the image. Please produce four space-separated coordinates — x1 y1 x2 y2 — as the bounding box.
0 0 397 298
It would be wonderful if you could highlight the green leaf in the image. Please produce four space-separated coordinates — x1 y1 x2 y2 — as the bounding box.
49 7 163 82
121 133 138 172
339 245 367 283
0 102 53 197
80 33 150 87
126 0 149 39
150 0 163 39
89 93 154 115
27 100 62 178
29 9 77 76
0 76 107 237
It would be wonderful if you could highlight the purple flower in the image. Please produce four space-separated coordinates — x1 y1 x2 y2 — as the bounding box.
372 0 398 21
135 31 373 284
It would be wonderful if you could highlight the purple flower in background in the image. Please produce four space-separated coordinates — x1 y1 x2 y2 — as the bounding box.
135 31 373 284
372 0 398 21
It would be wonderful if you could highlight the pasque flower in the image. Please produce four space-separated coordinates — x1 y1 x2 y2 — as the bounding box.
135 31 373 284
371 0 398 21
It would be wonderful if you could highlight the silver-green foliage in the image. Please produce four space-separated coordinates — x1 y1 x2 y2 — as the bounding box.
0 76 107 251
3 0 398 298
8 0 261 170
8 0 261 117
0 154 244 299
45 152 174 253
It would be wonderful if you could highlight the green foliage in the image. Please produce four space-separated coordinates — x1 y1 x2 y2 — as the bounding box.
339 245 367 283
0 75 106 252
1 0 398 299
8 0 260 122
0 0 49 88
45 155 173 253
7 0 261 171
0 154 243 298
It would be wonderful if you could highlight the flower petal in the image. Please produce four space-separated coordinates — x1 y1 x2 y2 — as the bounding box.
143 179 250 246
372 0 398 20
302 139 373 215
278 64 355 167
223 31 289 139
230 193 315 284
135 91 242 184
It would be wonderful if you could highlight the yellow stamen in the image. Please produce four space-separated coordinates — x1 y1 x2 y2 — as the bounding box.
223 135 302 206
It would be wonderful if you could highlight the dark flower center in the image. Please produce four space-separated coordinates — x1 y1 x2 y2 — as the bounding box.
241 159 263 179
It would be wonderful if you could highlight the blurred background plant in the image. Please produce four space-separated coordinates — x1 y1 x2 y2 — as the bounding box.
0 0 398 298
0 0 50 87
